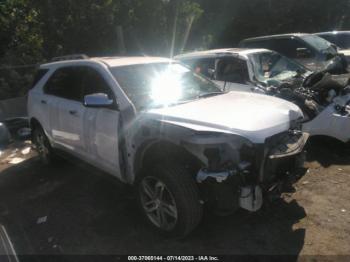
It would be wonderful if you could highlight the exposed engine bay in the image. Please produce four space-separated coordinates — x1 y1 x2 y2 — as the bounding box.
269 71 350 121
250 55 350 142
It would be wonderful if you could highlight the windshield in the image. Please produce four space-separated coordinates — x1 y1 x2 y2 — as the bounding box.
300 35 337 54
109 62 222 110
249 51 309 83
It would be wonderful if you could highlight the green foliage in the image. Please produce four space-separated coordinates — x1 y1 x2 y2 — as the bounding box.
0 0 43 64
2 0 350 61
2 0 350 99
0 0 42 99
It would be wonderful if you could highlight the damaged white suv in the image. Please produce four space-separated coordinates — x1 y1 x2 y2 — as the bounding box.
28 56 308 237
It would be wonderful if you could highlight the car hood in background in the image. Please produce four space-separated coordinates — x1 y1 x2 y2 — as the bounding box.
145 91 303 143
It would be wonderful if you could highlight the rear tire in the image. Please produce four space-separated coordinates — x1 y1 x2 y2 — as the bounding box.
137 163 203 238
32 125 56 165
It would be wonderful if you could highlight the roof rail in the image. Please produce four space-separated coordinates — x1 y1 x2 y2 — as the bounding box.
51 54 89 62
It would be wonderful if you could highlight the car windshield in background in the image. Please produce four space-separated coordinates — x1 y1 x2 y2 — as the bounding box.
249 51 309 83
109 63 222 110
301 35 337 54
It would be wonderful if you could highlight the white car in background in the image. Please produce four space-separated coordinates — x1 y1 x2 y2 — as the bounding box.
176 48 350 143
28 55 307 237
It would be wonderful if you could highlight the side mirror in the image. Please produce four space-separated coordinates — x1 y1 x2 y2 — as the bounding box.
84 93 114 108
296 47 312 58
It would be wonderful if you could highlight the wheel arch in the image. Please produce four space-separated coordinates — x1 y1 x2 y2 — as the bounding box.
133 139 203 182
30 117 42 130
30 117 51 143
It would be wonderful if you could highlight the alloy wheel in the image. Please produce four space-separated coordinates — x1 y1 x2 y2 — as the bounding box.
140 176 178 231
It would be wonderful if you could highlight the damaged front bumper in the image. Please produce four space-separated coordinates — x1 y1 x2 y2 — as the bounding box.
302 93 350 142
196 131 308 213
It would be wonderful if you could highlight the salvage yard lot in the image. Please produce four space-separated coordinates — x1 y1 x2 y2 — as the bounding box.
0 138 349 256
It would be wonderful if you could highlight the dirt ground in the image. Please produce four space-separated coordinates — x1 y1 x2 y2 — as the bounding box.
0 137 349 258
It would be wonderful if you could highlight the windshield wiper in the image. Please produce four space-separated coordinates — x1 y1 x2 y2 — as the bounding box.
197 91 225 99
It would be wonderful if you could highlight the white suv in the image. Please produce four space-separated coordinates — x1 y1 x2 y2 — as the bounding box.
28 55 308 237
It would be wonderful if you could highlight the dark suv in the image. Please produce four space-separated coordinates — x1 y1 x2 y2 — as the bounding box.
315 31 350 50
315 31 350 63
239 33 339 71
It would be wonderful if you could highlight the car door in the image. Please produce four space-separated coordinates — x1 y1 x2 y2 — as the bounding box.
80 66 122 178
214 57 253 92
44 66 86 156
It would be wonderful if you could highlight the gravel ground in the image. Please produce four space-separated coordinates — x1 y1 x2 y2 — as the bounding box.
0 137 349 259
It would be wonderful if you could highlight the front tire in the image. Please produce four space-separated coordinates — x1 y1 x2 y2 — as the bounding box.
32 125 56 165
137 163 203 237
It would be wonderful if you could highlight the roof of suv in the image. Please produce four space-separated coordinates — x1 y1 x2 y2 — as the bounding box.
174 48 269 59
241 33 308 43
40 56 172 69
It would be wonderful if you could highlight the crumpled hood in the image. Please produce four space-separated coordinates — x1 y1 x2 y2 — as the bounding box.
144 91 303 143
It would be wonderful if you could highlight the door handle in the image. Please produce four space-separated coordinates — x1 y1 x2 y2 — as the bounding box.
69 110 78 116
41 100 47 104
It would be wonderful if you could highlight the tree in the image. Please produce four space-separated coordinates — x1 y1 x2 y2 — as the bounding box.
3 0 350 99
0 0 42 99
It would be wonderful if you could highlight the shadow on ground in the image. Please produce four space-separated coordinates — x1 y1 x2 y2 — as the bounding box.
0 156 306 258
306 136 350 167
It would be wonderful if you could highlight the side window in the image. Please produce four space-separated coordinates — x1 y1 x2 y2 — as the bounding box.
192 58 216 78
216 58 249 84
44 67 82 101
271 38 315 59
30 69 49 89
81 67 114 99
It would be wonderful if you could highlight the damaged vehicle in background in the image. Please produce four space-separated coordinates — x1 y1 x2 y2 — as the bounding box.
239 33 348 74
28 55 308 237
315 31 350 63
176 48 350 143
